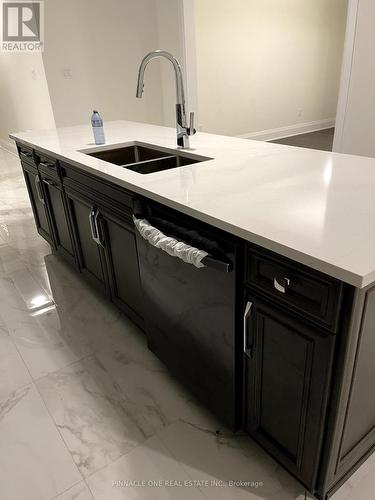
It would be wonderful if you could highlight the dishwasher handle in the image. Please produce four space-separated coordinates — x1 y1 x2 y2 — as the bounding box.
201 255 232 273
133 215 232 273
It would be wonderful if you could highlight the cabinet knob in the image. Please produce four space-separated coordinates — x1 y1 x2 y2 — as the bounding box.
274 277 290 294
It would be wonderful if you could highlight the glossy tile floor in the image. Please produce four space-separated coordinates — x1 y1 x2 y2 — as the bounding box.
0 147 374 500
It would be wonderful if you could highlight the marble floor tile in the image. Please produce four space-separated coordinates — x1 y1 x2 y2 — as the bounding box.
10 266 53 311
328 451 375 500
36 358 147 477
327 484 352 500
87 434 206 500
0 276 80 379
0 208 44 249
0 384 81 500
54 481 94 500
343 450 375 489
0 214 52 291
156 421 304 500
0 240 28 276
91 343 223 439
26 260 54 297
43 254 142 359
0 316 31 400
0 181 30 210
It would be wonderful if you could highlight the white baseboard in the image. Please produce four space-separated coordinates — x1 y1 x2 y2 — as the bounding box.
0 138 17 156
239 118 335 142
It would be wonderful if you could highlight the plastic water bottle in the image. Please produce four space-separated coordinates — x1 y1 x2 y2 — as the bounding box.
91 110 105 145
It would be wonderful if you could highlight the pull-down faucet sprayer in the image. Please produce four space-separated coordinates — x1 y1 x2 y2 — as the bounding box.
136 50 196 149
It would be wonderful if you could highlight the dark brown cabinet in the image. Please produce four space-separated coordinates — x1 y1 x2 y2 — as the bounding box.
98 208 143 327
63 184 143 326
21 161 54 246
243 295 335 490
64 187 108 293
40 175 76 266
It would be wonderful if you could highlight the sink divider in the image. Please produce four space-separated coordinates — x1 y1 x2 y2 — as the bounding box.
120 155 178 174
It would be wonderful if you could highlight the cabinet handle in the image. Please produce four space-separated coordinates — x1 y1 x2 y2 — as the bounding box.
89 209 99 245
89 209 104 247
243 301 254 358
39 161 56 169
20 151 33 160
274 277 290 294
43 178 58 187
34 175 45 205
95 210 105 247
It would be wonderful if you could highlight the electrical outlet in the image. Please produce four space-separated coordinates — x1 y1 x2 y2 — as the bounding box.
62 68 72 79
31 69 37 80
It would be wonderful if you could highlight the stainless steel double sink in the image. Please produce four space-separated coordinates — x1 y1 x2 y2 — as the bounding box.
80 142 212 175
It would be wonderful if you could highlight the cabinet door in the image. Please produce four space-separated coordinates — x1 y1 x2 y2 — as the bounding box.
21 162 54 245
98 208 143 327
64 188 107 293
41 177 77 265
244 296 335 489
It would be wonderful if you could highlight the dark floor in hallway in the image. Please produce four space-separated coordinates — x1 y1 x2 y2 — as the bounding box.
270 128 335 152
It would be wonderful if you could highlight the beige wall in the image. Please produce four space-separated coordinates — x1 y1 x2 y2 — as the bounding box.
334 0 375 157
42 0 167 128
0 0 185 143
0 52 55 144
194 0 348 137
156 0 185 127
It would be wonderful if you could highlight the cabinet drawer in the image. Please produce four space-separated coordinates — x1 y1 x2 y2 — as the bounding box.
35 151 60 180
246 246 343 331
61 161 134 214
39 170 61 189
17 143 36 167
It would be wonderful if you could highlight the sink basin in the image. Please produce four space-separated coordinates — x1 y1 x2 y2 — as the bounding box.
80 142 212 174
84 144 167 165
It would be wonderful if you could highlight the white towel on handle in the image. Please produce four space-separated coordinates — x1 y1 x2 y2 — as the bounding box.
133 216 208 268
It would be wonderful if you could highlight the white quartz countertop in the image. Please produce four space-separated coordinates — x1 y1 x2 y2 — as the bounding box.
10 120 375 288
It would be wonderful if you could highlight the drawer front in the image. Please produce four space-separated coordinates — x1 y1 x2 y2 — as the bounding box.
246 246 343 331
17 143 36 167
61 161 134 214
39 170 61 189
35 151 60 180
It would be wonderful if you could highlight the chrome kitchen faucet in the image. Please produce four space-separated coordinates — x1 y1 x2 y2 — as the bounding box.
136 50 196 149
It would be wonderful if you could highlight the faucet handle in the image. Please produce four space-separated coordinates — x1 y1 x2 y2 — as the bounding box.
188 112 196 136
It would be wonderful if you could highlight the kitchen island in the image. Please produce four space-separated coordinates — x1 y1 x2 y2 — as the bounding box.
10 121 375 500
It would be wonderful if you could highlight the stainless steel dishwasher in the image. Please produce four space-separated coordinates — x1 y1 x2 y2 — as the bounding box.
133 200 240 429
